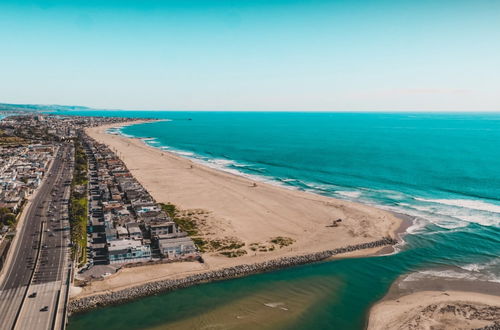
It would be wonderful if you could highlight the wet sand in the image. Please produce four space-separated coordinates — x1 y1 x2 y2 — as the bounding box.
368 272 500 330
368 290 500 330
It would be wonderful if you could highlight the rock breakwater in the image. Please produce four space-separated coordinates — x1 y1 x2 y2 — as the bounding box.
69 237 397 314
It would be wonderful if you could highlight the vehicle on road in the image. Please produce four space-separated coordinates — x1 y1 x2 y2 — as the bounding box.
28 292 37 298
40 306 48 312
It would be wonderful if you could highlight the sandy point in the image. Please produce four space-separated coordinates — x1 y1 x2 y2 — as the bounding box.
367 290 500 330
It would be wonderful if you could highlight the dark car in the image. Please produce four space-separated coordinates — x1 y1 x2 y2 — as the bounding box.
28 292 37 298
40 306 48 312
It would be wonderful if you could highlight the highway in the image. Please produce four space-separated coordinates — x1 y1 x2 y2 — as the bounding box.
0 142 74 330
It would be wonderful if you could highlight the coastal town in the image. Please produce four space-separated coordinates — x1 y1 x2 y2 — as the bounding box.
0 142 54 267
1 108 497 330
0 112 198 329
1 113 199 273
82 133 198 271
3 0 500 327
0 110 403 329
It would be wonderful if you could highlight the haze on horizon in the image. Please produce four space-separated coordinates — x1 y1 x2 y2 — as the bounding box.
1 0 499 112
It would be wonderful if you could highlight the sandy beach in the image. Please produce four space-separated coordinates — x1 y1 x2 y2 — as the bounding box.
368 290 500 330
77 120 403 296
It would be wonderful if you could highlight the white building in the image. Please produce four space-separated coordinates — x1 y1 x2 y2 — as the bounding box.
108 239 151 264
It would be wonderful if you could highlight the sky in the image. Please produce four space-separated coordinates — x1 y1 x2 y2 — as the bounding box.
1 0 499 111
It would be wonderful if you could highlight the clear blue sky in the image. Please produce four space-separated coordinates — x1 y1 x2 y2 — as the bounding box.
1 0 499 111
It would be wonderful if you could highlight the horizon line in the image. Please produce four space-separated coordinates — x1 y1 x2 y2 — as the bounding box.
1 102 499 113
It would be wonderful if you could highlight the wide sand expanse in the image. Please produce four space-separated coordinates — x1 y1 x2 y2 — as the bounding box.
79 120 402 296
367 290 500 330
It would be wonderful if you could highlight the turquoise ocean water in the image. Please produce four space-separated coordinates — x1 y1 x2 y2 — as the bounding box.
60 111 500 329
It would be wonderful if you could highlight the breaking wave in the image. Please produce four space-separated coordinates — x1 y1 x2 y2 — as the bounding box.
403 268 500 284
336 191 362 199
415 198 500 214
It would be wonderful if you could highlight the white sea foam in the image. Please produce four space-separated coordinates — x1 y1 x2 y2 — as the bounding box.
211 158 238 167
232 163 250 168
121 133 135 138
403 269 500 283
460 263 485 272
397 199 500 229
415 198 500 214
459 259 500 273
336 190 362 198
366 192 500 231
171 150 195 157
183 153 284 188
372 189 408 200
301 182 339 193
404 217 428 235
106 128 135 138
403 270 472 282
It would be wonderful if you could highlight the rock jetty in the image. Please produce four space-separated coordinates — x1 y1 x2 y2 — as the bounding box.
69 237 397 314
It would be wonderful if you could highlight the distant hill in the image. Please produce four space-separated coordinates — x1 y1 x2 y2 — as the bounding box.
0 103 94 112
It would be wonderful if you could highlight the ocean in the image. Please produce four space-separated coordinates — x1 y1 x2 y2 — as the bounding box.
58 111 500 330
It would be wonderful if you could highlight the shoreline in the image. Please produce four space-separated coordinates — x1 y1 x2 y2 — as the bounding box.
71 119 408 313
384 268 500 301
104 120 401 214
367 270 500 329
367 290 500 330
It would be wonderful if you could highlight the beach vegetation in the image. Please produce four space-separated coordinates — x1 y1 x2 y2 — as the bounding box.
69 196 87 265
72 140 88 186
249 242 277 252
160 203 206 249
69 137 88 266
219 249 247 258
270 236 295 248
175 217 198 236
208 237 245 252
160 203 198 235
160 202 176 218
159 203 246 256
0 207 17 227
192 237 207 252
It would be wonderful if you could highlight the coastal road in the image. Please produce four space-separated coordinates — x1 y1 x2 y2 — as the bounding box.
0 142 74 330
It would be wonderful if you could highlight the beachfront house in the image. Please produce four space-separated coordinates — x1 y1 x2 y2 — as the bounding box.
158 237 197 259
107 239 152 264
149 222 177 238
126 222 143 239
